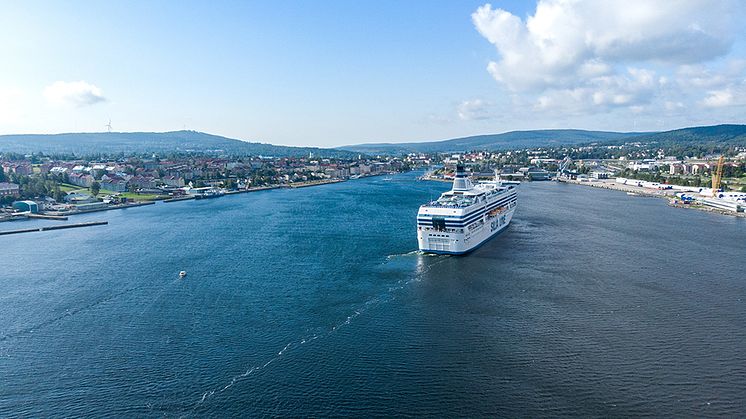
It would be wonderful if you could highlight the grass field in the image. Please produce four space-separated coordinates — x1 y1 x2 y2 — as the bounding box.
116 192 164 201
57 183 165 201
58 183 84 193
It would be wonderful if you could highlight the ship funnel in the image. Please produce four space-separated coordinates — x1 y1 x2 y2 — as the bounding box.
452 163 473 191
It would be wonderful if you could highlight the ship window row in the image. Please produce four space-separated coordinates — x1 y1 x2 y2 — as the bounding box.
420 200 514 227
419 226 464 234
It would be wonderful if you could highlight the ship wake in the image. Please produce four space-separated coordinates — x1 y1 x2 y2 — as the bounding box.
193 253 450 410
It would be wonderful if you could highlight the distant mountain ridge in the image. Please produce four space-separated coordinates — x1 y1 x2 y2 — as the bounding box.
0 130 356 158
621 124 746 145
2 124 744 157
341 129 648 154
341 124 746 154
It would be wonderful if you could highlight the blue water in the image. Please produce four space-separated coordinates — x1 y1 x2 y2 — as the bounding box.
1 173 745 417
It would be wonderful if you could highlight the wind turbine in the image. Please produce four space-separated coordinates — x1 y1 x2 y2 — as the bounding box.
105 119 113 133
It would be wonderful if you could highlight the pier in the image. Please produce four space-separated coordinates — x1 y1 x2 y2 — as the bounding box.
0 221 108 236
162 195 196 203
288 179 344 188
27 214 69 220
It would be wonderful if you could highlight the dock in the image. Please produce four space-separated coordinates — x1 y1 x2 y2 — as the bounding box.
0 221 108 236
288 179 344 188
27 214 69 220
224 185 281 194
561 178 673 198
162 195 196 203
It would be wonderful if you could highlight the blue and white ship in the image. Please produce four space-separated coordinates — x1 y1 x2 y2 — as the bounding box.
417 164 517 255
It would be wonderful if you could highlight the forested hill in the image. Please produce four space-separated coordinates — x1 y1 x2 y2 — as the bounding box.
341 124 746 154
0 131 357 158
624 124 746 145
341 129 647 154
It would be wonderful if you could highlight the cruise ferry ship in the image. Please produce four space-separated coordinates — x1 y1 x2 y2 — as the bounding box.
417 165 517 255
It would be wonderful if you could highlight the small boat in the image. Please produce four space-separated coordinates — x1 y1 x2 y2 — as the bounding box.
179 271 187 278
626 192 638 196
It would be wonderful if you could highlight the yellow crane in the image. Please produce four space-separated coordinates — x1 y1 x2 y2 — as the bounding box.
711 156 725 197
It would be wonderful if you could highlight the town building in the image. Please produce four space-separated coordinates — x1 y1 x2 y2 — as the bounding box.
12 200 39 213
0 182 20 196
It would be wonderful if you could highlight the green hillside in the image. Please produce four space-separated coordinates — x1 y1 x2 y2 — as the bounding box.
0 131 357 158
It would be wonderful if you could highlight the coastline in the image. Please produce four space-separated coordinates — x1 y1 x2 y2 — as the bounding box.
419 176 745 218
287 179 344 188
560 178 746 218
1 172 404 224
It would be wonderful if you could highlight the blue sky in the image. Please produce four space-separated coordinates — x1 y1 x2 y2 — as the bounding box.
1 1 744 147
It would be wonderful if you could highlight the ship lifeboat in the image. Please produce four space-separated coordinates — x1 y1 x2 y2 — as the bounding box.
488 207 505 216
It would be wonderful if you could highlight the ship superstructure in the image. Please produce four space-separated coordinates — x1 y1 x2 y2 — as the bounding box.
417 165 517 255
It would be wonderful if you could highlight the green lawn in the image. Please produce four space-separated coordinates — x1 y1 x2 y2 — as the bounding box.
58 183 83 193
58 183 165 201
116 192 164 201
98 189 166 201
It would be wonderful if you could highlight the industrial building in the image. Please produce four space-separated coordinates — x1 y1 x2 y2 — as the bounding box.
12 200 39 214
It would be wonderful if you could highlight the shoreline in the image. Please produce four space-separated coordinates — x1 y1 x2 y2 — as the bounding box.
560 178 746 218
287 179 344 188
420 176 745 218
1 172 404 223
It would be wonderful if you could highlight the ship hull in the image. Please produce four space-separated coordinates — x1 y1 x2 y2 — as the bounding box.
417 205 515 255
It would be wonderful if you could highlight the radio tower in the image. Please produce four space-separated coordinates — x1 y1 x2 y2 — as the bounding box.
105 119 113 133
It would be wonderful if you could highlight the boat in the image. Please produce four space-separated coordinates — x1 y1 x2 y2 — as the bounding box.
179 271 187 278
193 187 225 199
417 164 517 255
382 177 393 181
626 192 638 196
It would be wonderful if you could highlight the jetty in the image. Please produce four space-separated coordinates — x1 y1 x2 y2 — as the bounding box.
288 179 344 188
225 185 281 194
162 195 196 203
0 221 108 236
27 214 68 220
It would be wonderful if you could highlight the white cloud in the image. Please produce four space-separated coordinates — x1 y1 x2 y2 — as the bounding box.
701 83 746 108
702 89 734 107
44 81 106 107
664 101 685 111
457 99 493 120
472 1 745 116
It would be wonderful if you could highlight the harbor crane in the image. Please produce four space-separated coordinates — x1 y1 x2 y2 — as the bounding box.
556 156 572 180
711 156 725 197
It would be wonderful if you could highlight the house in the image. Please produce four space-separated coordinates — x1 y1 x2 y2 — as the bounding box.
12 164 33 176
100 175 128 192
690 163 709 175
128 175 157 190
0 182 20 196
69 173 94 187
63 192 98 204
91 164 107 178
162 176 185 187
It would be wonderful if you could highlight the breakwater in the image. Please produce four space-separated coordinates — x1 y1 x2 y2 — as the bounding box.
0 221 108 235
